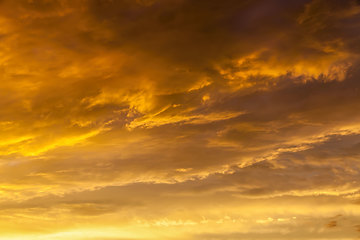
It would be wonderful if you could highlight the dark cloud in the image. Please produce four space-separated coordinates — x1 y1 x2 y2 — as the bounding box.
326 220 337 228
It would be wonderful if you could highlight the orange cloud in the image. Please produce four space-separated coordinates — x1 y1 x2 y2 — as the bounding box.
0 0 359 239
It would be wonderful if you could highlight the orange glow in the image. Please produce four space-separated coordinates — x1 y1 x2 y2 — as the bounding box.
0 0 359 239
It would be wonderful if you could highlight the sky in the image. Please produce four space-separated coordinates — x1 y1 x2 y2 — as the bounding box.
0 0 360 239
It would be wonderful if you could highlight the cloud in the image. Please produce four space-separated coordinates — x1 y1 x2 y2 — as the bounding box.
326 220 338 228
0 0 359 239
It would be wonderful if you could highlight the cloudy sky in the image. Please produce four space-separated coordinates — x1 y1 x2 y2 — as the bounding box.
0 0 360 239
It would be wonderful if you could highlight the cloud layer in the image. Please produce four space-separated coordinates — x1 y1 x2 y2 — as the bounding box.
0 0 360 239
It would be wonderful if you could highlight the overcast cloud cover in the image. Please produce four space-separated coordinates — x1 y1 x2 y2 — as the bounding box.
0 0 360 239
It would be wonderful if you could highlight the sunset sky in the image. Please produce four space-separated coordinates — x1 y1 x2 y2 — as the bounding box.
0 0 360 239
